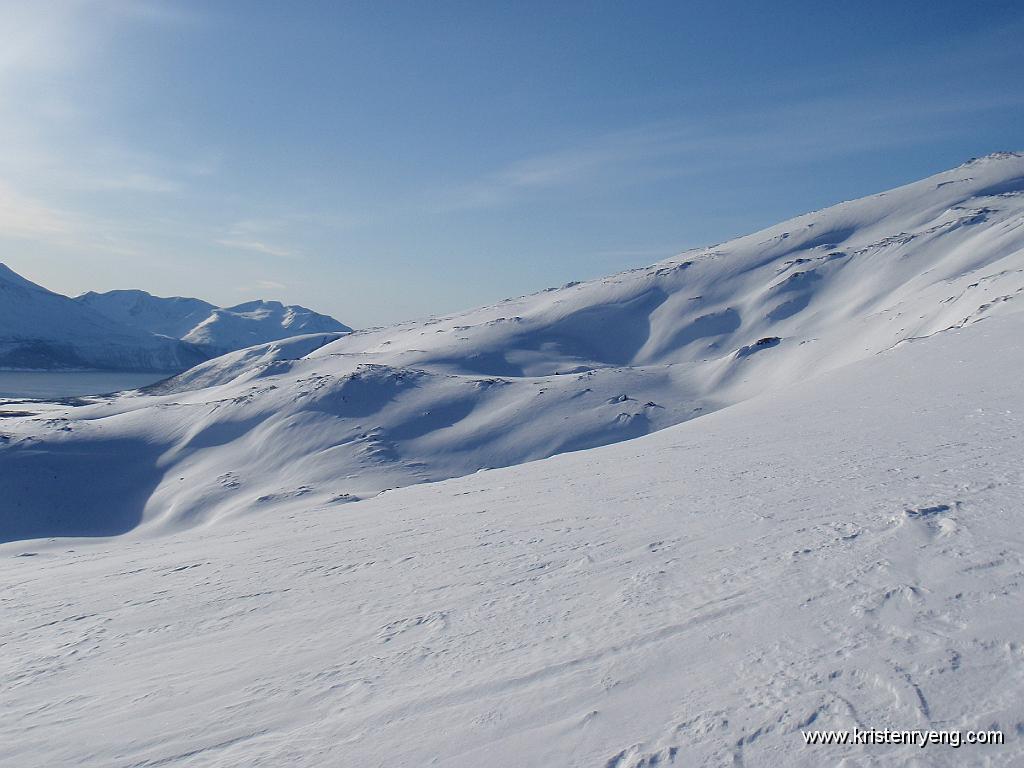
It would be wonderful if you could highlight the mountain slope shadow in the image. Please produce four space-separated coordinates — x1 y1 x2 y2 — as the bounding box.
518 287 670 367
0 437 164 542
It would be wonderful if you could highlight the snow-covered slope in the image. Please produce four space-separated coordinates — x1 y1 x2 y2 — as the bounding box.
2 153 1023 538
181 299 351 354
3 310 1022 767
0 264 206 372
76 289 217 339
77 290 352 355
0 267 350 373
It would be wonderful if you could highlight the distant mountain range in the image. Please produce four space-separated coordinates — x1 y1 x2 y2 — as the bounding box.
0 265 350 372
76 289 351 357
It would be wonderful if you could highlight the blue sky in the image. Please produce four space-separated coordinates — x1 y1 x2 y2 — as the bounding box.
1 0 1022 327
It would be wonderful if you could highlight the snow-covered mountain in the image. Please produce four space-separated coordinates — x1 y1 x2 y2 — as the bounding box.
0 268 350 372
76 290 352 355
180 300 351 353
4 153 1024 766
2 153 1022 539
3 287 1023 767
75 289 218 340
0 264 207 372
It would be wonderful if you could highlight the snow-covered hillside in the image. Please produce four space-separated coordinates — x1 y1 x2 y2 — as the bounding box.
76 289 218 339
0 264 207 372
181 300 352 354
77 290 352 355
2 154 1023 538
3 308 1022 767
0 268 350 373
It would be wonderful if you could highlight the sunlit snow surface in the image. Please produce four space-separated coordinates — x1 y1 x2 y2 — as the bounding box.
2 153 1023 539
2 313 1022 766
2 154 1024 765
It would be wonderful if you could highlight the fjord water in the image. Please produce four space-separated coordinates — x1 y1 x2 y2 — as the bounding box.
0 370 169 399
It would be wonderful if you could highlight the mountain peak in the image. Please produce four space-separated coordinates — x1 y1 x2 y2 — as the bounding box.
76 288 350 353
0 264 350 371
0 262 49 292
959 150 1024 167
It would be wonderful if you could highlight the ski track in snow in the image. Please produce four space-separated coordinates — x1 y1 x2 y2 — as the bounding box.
2 313 1023 767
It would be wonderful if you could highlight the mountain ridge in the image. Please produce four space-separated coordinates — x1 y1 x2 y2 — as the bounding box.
76 288 351 354
2 152 1022 538
0 266 208 372
0 268 351 372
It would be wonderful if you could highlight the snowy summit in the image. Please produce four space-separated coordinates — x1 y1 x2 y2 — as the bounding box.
0 274 350 372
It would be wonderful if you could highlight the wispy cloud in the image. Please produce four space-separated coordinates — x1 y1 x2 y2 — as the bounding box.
217 238 297 259
216 220 302 260
435 85 1024 214
73 171 182 194
0 0 201 255
0 180 148 258
236 278 288 294
436 127 685 211
0 181 76 240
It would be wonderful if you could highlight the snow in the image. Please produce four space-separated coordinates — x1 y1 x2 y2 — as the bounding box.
0 265 206 372
78 290 352 355
2 309 1022 766
2 153 1024 765
2 153 1021 537
0 271 350 373
76 289 218 340
180 300 352 354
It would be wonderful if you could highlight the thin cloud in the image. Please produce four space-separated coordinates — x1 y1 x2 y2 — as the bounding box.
214 218 306 259
0 0 200 247
236 278 288 294
0 180 147 259
0 181 75 240
72 171 182 194
216 238 298 259
434 86 1024 214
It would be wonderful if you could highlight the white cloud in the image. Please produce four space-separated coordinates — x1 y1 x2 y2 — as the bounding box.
0 180 149 260
236 278 288 294
0 181 75 240
0 0 211 265
435 84 1024 214
216 238 297 259
73 171 182 194
215 219 303 260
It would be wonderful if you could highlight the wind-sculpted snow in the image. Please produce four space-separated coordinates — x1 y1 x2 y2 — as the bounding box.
2 153 1024 539
2 312 1023 766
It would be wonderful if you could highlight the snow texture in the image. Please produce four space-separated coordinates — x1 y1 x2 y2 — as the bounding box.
2 153 1024 766
1 309 1022 766
2 153 1022 537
